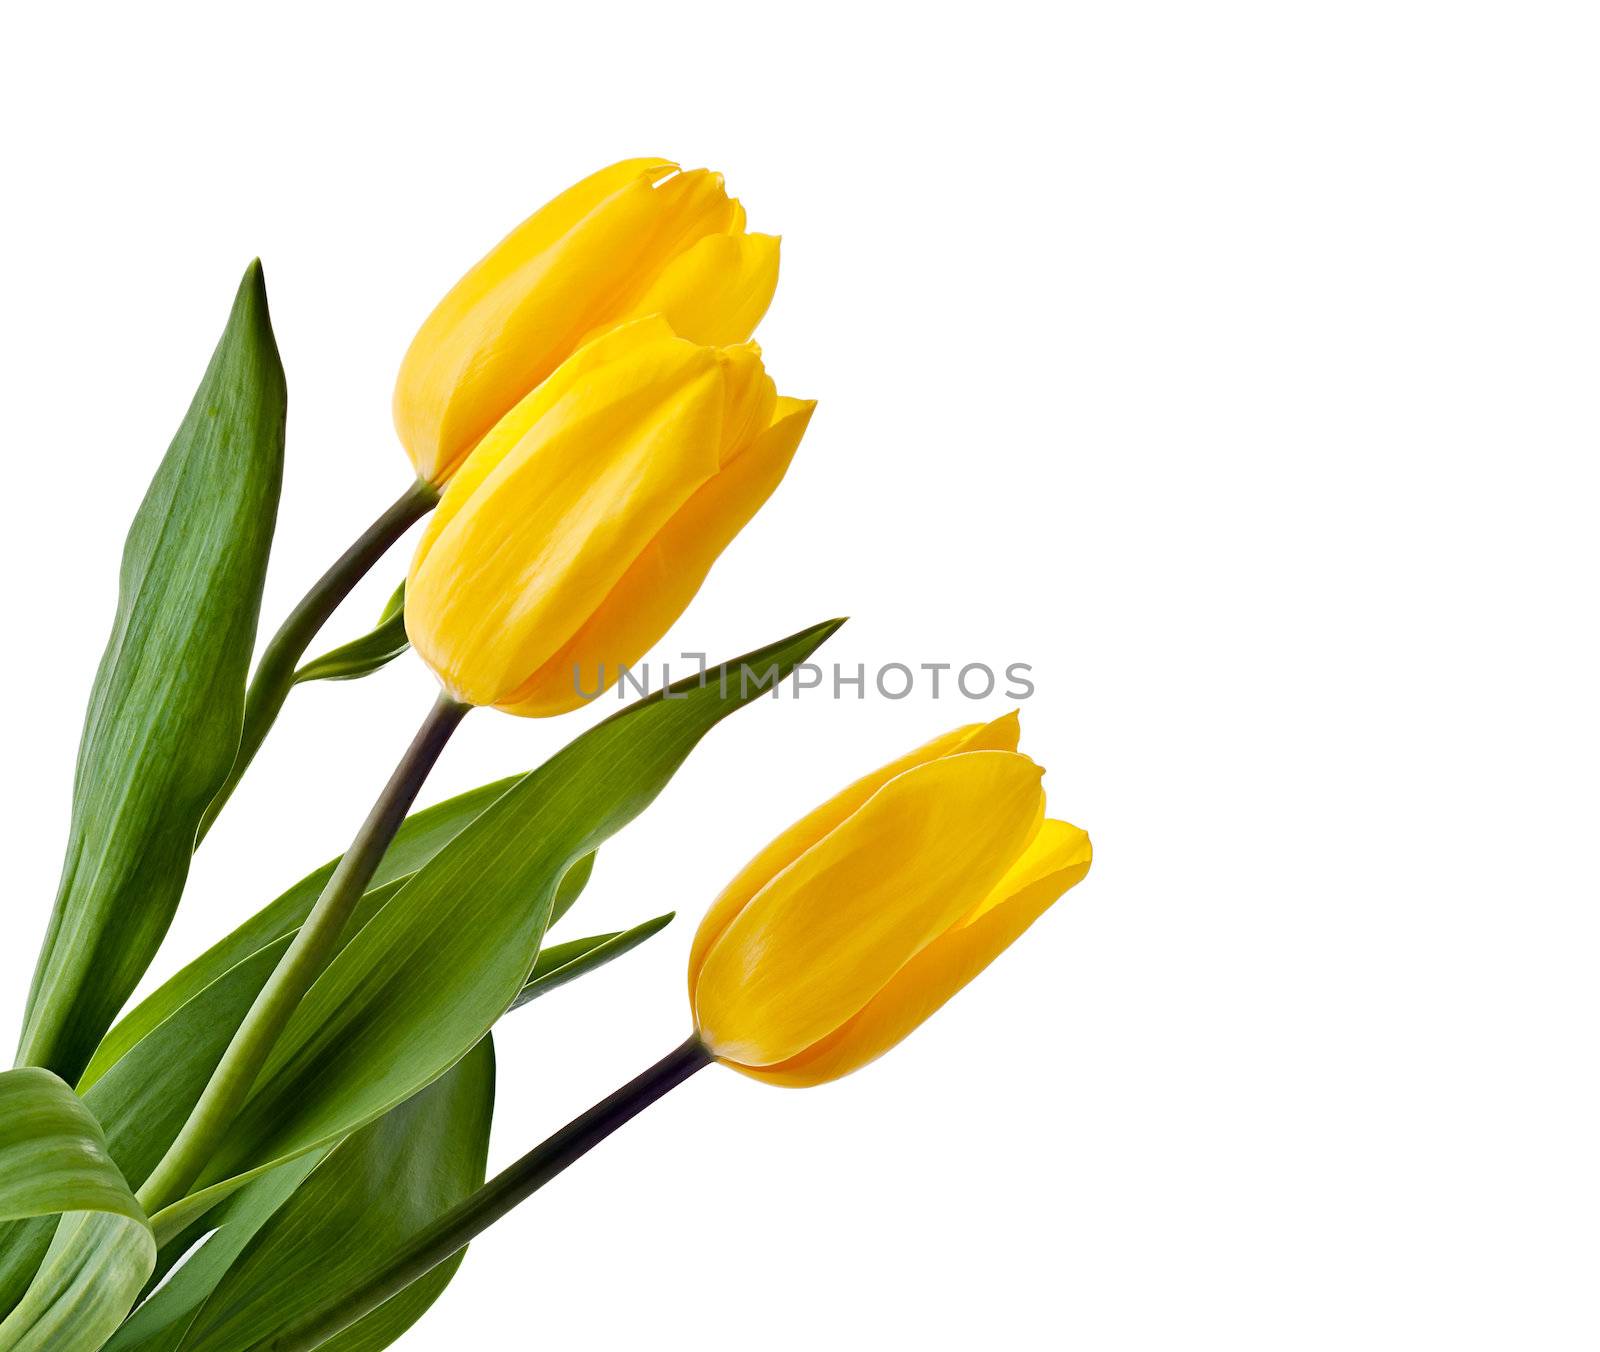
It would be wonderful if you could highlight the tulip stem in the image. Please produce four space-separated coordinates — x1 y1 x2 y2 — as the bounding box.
138 690 470 1218
197 476 440 845
246 1035 712 1352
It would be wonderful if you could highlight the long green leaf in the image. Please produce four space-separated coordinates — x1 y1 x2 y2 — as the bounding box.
25 814 589 1316
79 784 531 1095
77 860 591 1209
155 618 842 1238
16 263 287 1084
105 1042 492 1352
85 903 657 1345
0 878 628 1330
122 918 670 1348
0 1069 155 1351
175 1039 494 1352
103 1157 325 1352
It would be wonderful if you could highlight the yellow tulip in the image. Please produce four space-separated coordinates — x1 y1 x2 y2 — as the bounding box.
395 158 780 484
405 316 812 715
689 713 1091 1086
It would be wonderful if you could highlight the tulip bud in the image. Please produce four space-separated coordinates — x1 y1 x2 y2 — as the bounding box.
395 158 781 484
689 713 1092 1086
405 316 812 715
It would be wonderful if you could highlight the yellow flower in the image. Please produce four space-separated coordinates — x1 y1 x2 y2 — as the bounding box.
405 316 812 715
395 158 780 485
689 713 1091 1086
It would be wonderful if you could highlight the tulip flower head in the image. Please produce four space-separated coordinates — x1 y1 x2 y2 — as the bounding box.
406 316 812 716
395 158 780 484
689 713 1091 1086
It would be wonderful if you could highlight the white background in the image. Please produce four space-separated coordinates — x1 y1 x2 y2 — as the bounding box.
1 3 1596 1348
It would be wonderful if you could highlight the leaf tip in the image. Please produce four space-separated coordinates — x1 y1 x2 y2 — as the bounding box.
232 258 272 328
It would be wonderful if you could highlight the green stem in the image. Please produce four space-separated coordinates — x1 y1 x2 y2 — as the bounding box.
137 692 470 1216
251 1035 712 1352
197 477 439 845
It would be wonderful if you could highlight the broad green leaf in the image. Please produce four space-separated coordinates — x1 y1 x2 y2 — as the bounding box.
83 907 656 1343
292 583 409 685
79 784 532 1096
41 835 589 1306
0 870 658 1330
155 618 842 1238
0 1069 155 1351
0 884 633 1331
86 938 328 1200
16 263 287 1084
174 1039 494 1352
47 785 518 1319
77 855 631 1224
103 1156 324 1352
105 1042 492 1352
77 862 595 1205
114 922 659 1352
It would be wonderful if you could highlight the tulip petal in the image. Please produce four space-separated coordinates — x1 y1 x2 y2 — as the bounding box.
409 316 681 570
715 343 778 464
644 169 745 259
694 750 1046 1067
394 160 749 484
686 712 1022 993
739 820 1092 1086
499 396 812 717
406 328 724 707
620 232 782 348
400 156 681 480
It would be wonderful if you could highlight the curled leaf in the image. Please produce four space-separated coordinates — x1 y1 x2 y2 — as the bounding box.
0 1069 155 1351
293 583 410 685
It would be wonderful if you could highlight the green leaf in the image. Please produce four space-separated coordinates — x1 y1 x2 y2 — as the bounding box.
16 262 287 1084
104 1042 492 1352
155 618 843 1238
292 583 409 685
512 912 675 1010
104 920 664 1351
92 903 661 1344
74 846 588 1183
173 1039 494 1352
78 786 532 1097
86 938 330 1204
103 1157 326 1352
9 847 531 1323
74 876 650 1237
26 839 591 1311
74 859 632 1238
0 1069 155 1351
0 1227 52 1329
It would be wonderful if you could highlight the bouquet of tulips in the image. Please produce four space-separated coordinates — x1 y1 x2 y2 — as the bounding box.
0 159 1092 1352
